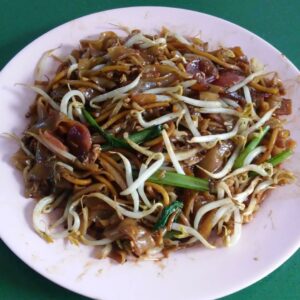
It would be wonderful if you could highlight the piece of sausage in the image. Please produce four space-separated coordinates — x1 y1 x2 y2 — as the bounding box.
186 57 219 84
67 122 92 159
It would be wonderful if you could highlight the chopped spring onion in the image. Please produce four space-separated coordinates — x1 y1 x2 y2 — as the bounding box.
153 200 183 231
243 146 266 166
189 118 244 144
103 125 162 151
127 125 162 143
174 94 223 108
121 153 165 196
103 126 161 151
83 109 162 149
171 223 215 249
234 126 270 169
162 129 185 175
267 149 293 167
148 171 209 192
228 70 267 92
83 109 127 148
90 74 141 106
135 110 184 128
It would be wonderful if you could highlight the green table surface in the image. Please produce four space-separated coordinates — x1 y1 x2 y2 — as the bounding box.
0 0 299 299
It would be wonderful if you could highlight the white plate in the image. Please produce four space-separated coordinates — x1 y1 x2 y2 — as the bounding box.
0 7 299 300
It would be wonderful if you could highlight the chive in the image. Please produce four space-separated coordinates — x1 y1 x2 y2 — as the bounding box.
153 200 183 231
83 109 128 148
128 125 162 144
267 149 293 166
148 171 209 192
83 109 162 149
101 125 162 150
234 126 270 169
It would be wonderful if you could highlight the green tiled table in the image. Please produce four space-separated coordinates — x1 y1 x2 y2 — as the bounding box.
0 1 299 299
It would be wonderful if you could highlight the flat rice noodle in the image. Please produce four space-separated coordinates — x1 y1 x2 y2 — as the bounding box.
27 157 56 197
198 209 216 239
108 45 139 62
197 141 233 177
29 110 67 133
104 219 155 256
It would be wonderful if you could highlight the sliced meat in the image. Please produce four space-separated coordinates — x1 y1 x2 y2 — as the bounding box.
212 70 244 88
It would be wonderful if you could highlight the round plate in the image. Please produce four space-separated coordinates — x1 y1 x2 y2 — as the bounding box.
0 7 299 300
